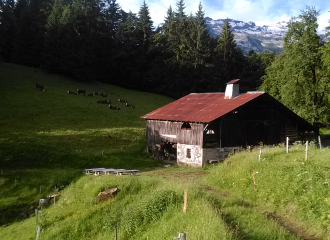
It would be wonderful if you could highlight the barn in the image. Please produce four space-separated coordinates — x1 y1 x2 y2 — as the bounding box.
140 80 315 167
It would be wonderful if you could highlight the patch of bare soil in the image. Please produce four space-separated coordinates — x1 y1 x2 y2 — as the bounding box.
201 184 323 240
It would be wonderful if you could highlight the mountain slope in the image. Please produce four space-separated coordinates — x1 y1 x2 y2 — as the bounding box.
206 17 328 54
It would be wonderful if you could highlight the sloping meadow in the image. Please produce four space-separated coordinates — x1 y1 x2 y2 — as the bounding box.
204 144 330 239
0 62 173 225
0 174 234 240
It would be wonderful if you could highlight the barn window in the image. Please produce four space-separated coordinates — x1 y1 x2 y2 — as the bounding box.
181 122 191 130
206 129 215 134
186 149 191 158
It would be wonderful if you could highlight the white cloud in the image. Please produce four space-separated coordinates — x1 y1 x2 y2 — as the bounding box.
118 0 330 30
318 11 329 31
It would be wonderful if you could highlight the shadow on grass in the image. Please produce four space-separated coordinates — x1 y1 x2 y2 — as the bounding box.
0 169 82 226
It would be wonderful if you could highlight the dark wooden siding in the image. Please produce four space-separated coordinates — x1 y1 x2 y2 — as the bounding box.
146 120 204 149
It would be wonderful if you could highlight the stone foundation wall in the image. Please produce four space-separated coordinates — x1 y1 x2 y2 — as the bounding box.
177 143 203 167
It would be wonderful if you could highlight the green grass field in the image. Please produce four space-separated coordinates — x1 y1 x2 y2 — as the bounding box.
0 62 173 225
1 63 330 239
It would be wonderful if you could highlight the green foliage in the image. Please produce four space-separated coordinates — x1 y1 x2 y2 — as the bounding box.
261 6 330 125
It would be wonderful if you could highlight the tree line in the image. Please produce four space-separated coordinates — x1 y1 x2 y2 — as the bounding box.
0 0 330 125
0 0 273 93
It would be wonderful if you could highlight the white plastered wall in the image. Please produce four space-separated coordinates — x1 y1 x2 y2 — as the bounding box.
177 143 203 167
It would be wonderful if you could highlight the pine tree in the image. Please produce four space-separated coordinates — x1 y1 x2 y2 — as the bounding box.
163 0 190 66
137 0 154 49
215 18 240 83
215 19 236 62
0 0 17 61
175 0 186 19
42 0 71 71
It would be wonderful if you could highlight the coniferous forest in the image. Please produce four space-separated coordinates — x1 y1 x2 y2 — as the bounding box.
0 0 330 125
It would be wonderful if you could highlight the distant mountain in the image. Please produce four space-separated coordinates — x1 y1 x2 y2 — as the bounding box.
205 17 328 54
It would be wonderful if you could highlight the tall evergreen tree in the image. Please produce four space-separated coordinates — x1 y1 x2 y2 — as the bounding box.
0 0 17 61
215 18 241 84
175 0 186 19
137 0 154 49
163 0 190 66
215 19 236 62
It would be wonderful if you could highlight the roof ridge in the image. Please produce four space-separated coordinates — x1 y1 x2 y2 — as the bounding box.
246 91 265 94
189 92 225 95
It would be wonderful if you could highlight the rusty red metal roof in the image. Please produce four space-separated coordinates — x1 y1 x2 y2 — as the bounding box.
141 92 265 123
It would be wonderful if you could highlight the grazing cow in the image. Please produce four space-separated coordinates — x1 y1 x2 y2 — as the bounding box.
118 99 127 103
87 93 95 97
100 92 109 97
36 83 45 91
125 102 135 108
67 90 77 95
77 89 86 96
108 104 120 110
97 99 111 104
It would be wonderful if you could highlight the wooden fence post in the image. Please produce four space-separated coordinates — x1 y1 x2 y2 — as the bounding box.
305 141 309 161
286 137 289 153
179 232 186 240
183 188 187 214
35 209 38 225
36 226 41 240
175 232 186 240
318 136 322 149
258 148 262 161
114 226 117 240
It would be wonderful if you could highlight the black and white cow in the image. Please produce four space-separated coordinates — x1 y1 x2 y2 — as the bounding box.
36 83 45 91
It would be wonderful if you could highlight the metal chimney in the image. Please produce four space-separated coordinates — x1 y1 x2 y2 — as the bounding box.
224 79 240 99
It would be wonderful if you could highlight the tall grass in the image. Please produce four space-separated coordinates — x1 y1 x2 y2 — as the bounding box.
204 144 330 239
0 172 306 239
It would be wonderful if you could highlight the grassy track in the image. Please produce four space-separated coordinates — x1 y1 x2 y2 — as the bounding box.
204 145 330 239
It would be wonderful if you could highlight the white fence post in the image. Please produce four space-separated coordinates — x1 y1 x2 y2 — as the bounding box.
305 141 309 161
318 136 322 149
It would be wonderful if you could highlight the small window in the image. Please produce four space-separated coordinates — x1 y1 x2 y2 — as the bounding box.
186 149 191 158
206 129 215 134
181 122 191 130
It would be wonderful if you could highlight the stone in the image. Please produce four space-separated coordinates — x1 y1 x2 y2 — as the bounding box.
96 188 118 202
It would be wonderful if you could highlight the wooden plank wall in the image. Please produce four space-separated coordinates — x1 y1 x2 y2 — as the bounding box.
146 120 204 150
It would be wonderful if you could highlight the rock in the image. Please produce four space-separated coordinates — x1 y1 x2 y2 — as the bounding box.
96 188 118 202
16 212 29 219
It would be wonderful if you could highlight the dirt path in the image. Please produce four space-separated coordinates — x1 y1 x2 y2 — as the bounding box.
201 184 323 240
146 168 324 240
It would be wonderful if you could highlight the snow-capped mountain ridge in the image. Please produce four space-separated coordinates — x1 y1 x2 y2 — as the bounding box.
205 17 288 53
206 17 328 54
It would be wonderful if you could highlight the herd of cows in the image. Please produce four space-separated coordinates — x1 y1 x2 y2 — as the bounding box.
35 83 135 110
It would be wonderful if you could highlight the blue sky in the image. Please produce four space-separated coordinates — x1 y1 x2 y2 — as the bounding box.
118 0 330 31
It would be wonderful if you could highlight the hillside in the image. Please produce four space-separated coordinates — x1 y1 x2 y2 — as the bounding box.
0 62 173 224
1 64 330 239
